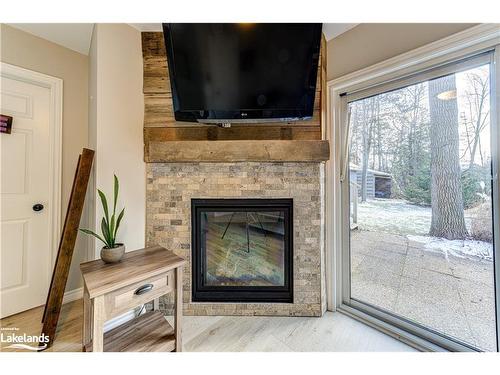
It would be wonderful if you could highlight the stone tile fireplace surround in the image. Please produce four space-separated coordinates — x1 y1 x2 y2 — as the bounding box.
146 162 326 316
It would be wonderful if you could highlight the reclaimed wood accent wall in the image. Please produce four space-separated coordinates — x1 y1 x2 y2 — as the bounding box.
142 31 327 160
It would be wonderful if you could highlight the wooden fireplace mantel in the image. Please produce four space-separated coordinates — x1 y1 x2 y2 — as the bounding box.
145 140 330 163
141 32 329 163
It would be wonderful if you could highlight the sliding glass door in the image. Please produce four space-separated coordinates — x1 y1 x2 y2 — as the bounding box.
343 52 498 351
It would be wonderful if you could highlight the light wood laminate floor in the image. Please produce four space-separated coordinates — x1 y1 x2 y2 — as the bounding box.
0 299 415 352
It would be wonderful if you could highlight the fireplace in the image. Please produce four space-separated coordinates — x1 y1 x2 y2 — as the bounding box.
191 198 293 303
147 162 324 316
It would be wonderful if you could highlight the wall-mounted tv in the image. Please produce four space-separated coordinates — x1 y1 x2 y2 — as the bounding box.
162 23 322 125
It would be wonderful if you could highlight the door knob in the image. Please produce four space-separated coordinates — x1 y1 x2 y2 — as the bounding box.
33 203 44 212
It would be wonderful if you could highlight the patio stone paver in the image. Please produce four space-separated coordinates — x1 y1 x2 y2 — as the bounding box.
351 252 365 271
456 278 496 350
352 255 402 310
402 248 454 279
395 272 474 344
352 231 409 255
450 256 494 285
350 230 496 351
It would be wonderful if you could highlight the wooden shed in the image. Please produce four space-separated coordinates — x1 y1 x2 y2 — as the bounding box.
349 164 392 199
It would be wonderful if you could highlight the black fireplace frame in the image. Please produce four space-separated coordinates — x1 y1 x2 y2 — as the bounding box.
191 198 293 303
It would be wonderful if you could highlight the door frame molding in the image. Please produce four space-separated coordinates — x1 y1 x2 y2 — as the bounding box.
1 62 63 268
324 24 500 351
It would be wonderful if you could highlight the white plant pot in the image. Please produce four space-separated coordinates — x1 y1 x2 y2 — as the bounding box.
100 243 125 263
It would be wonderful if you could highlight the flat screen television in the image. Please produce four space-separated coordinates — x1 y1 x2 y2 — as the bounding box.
162 23 322 124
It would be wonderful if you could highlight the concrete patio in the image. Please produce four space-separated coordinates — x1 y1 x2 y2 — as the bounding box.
351 230 496 351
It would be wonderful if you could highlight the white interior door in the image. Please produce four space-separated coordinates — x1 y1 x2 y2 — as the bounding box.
1 73 53 318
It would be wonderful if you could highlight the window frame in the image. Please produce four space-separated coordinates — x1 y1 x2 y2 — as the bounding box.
325 24 500 352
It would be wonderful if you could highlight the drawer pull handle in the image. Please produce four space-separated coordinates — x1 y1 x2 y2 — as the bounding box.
134 284 154 295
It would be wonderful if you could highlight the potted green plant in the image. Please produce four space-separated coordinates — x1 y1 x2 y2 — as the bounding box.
80 175 126 263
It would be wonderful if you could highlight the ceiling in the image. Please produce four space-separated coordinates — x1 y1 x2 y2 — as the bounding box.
322 23 358 40
7 23 358 56
7 23 94 55
131 23 359 40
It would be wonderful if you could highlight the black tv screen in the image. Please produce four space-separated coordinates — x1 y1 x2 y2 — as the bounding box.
162 23 322 124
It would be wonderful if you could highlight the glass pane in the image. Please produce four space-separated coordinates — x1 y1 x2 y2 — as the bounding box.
348 63 496 351
202 210 285 287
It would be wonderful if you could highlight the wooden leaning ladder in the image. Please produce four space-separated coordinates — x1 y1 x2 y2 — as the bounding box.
40 148 94 350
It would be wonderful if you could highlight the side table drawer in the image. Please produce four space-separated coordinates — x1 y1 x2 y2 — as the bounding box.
105 271 174 318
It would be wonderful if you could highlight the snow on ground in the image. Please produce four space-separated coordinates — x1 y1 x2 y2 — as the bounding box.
357 199 432 235
356 198 493 261
407 235 493 261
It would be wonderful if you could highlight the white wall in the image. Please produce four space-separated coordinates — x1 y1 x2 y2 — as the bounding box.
88 24 145 256
327 23 476 80
1 24 90 292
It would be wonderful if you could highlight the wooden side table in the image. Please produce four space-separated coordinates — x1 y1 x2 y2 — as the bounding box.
80 246 186 352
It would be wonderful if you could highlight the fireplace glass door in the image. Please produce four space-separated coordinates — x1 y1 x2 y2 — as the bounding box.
191 199 293 302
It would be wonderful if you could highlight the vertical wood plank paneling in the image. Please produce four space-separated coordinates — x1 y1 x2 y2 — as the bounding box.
141 31 326 147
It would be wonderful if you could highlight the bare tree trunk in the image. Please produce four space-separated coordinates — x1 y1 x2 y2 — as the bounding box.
361 99 375 202
468 106 488 169
428 76 468 239
465 72 489 169
408 86 421 178
361 153 369 202
377 118 382 170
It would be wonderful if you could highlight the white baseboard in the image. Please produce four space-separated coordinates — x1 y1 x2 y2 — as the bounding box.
104 309 139 332
61 287 144 333
62 287 83 304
